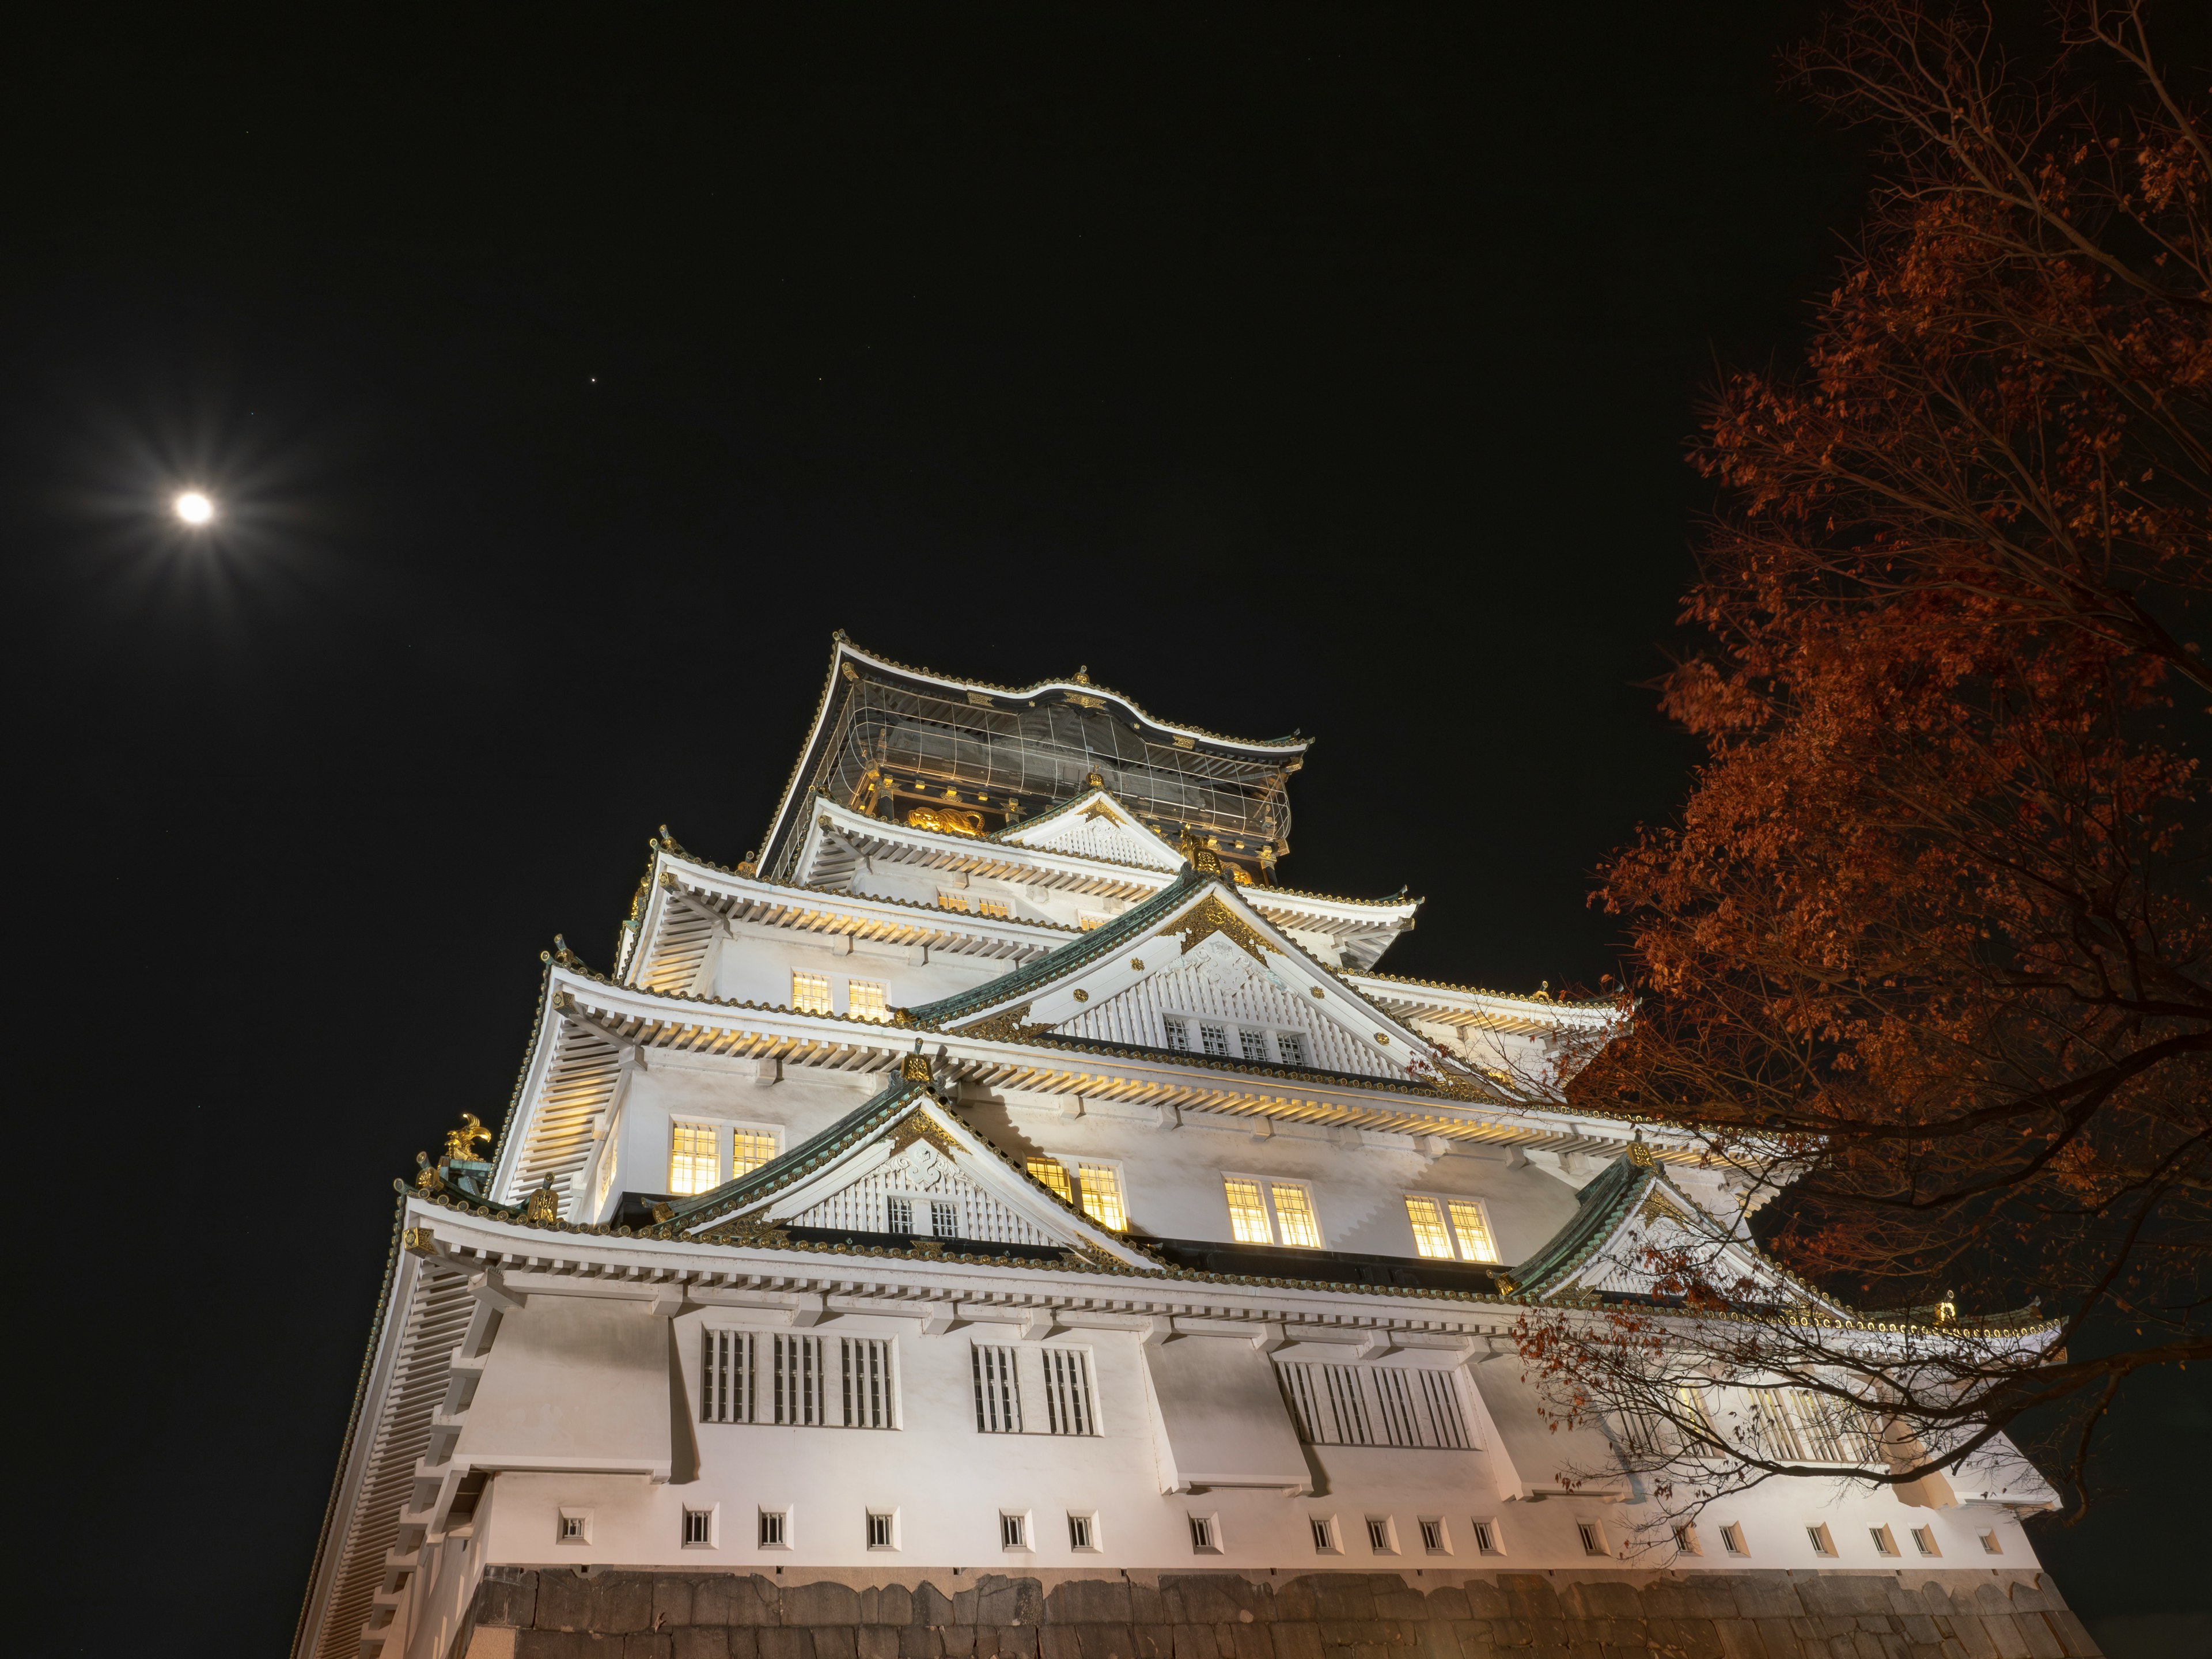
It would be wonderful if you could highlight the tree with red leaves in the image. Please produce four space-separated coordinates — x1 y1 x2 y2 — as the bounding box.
1515 0 2210 1527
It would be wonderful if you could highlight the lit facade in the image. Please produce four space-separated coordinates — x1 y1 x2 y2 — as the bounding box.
294 638 2077 1659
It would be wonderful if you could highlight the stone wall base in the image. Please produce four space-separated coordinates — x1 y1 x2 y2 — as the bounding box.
453 1565 2101 1659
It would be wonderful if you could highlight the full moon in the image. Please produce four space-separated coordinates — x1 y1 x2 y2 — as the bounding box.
173 491 214 525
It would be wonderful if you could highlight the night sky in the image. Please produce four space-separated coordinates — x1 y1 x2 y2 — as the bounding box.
4 7 2199 1655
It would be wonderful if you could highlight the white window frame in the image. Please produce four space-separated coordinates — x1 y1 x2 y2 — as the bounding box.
866 1508 900 1552
1719 1522 1750 1557
682 1504 720 1549
1469 1517 1504 1556
1221 1171 1326 1248
557 1508 593 1546
790 970 834 1015
1806 1523 1838 1558
1401 1191 1500 1263
1577 1520 1611 1558
1418 1516 1451 1556
1072 1160 1128 1233
1979 1530 2004 1555
1911 1525 1941 1558
1365 1516 1398 1555
1067 1510 1101 1552
1869 1525 1899 1557
726 1120 782 1180
1672 1522 1702 1558
999 1510 1033 1552
1188 1512 1224 1555
846 979 893 1023
757 1506 793 1550
1309 1514 1343 1555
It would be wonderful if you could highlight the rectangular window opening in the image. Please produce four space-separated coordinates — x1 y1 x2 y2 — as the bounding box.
1001 1512 1029 1551
1278 1032 1306 1067
972 1344 1022 1434
1470 1519 1502 1556
930 1199 960 1238
1189 1514 1219 1553
1806 1525 1837 1558
1979 1531 2004 1555
1672 1523 1701 1557
887 1196 913 1234
1310 1516 1339 1554
1162 1017 1191 1052
558 1511 590 1545
1043 1347 1096 1436
1404 1197 1453 1259
1870 1526 1899 1557
1911 1527 1940 1558
1366 1517 1395 1554
1577 1521 1609 1558
702 1330 757 1425
757 1510 787 1548
730 1129 778 1179
791 972 832 1016
1418 1518 1448 1555
1076 1164 1126 1231
840 1337 893 1430
1200 1024 1230 1057
1720 1523 1749 1557
1445 1199 1498 1262
1224 1177 1271 1244
867 1512 896 1551
1067 1513 1097 1551
1238 1029 1270 1062
849 980 891 1022
683 1508 714 1548
1271 1183 1321 1248
668 1122 720 1197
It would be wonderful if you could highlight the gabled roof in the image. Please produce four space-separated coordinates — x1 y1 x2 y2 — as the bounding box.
1503 1149 1853 1320
993 787 1187 872
656 1063 1161 1271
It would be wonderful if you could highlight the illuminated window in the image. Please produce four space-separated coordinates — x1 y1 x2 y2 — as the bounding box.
848 981 890 1022
1078 912 1109 931
1224 1178 1271 1243
669 1122 720 1195
791 972 832 1014
975 899 1010 918
1404 1197 1455 1259
1271 1183 1322 1248
1447 1199 1498 1262
1027 1158 1074 1203
731 1130 778 1179
936 891 971 912
1077 1164 1126 1231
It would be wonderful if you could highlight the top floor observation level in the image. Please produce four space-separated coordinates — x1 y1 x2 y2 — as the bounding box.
758 636 1310 888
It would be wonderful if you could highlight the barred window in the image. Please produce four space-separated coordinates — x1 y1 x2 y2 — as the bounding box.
1200 1023 1230 1056
669 1122 719 1195
1277 1032 1306 1067
731 1129 778 1179
1404 1197 1454 1259
1042 1349 1096 1435
887 1196 913 1234
791 972 833 1015
842 1338 893 1429
1076 1164 1126 1231
1163 1017 1191 1052
772 1334 829 1426
1026 1157 1074 1203
848 980 891 1022
1278 1361 1471 1450
930 1199 960 1238
1271 1182 1321 1248
1238 1029 1269 1063
1224 1177 1271 1244
972 1345 1021 1433
701 1330 756 1424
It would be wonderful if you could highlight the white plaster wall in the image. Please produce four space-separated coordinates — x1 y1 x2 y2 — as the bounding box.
711 931 1006 1016
469 1312 2045 1577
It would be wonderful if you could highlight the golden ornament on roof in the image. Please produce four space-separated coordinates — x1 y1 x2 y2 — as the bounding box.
524 1184 561 1222
444 1113 491 1163
907 805 983 838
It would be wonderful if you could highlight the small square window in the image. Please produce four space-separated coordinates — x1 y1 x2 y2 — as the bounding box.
1067 1512 1099 1552
1719 1522 1749 1557
1162 1017 1191 1052
730 1128 778 1179
1238 1029 1269 1063
558 1509 592 1546
1806 1524 1837 1557
1310 1516 1341 1554
887 1196 913 1234
792 972 832 1015
1911 1526 1941 1558
1077 911 1109 931
1027 1158 1074 1202
867 1511 897 1551
930 1199 960 1238
683 1507 717 1548
1189 1513 1222 1554
1200 1023 1230 1056
1469 1518 1503 1556
1001 1512 1031 1551
1870 1525 1899 1557
1577 1521 1609 1558
974 898 1011 919
1366 1517 1396 1554
1672 1523 1701 1557
757 1508 790 1548
849 981 891 1023
1418 1518 1449 1555
1277 1032 1306 1067
1979 1531 2004 1556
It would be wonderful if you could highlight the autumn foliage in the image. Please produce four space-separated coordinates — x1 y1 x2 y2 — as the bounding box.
1533 1 2211 1513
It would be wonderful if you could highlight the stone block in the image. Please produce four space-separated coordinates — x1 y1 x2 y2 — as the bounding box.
654 1580 699 1629
1135 1624 1176 1659
727 1630 760 1659
876 1589 915 1629
696 1576 781 1627
1225 1619 1272 1659
898 1627 942 1659
915 1585 958 1628
1710 1617 1767 1659
859 1629 903 1659
1080 1624 1142 1659
1039 1627 1083 1659
1309 1581 1381 1624
2040 1610 2097 1657
939 1626 977 1657
1130 1587 1170 1625
1048 1581 1134 1626
1495 1577 1565 1622
478 1569 541 1628
790 1585 866 1626
517 1635 617 1659
1268 1622 1324 1659
1172 1626 1215 1659
1420 1588 1469 1624
1646 1615 1725 1658
976 1627 1040 1659
1559 1582 1643 1621
623 1638 673 1659
1446 1626 1499 1659
975 1580 1046 1629
1979 1617 2032 1659
812 1628 859 1659
674 1631 730 1659
1372 1593 1427 1623
1168 1577 1265 1626
759 1628 816 1659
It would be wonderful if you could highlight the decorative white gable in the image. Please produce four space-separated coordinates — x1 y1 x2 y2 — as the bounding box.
997 790 1184 872
1060 930 1400 1078
778 1136 1060 1246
